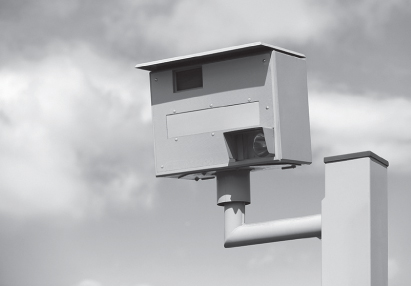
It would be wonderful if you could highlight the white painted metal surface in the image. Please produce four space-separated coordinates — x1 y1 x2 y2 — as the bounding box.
322 152 388 286
137 43 311 179
149 53 275 178
216 170 251 206
135 42 305 71
224 202 245 240
217 170 321 248
224 201 321 248
166 102 260 138
137 40 391 285
273 52 311 163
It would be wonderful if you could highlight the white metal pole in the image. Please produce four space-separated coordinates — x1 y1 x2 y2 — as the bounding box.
224 202 245 240
322 151 388 286
224 203 321 248
217 170 321 248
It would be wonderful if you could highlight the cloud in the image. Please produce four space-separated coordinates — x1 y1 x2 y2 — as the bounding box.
248 251 275 268
0 0 408 218
74 280 152 286
324 0 409 37
131 0 410 57
0 43 156 218
75 280 103 286
134 0 335 55
2 0 408 68
309 90 411 171
247 242 317 269
0 0 148 64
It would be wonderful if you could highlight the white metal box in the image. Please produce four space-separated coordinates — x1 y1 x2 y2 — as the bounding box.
136 42 311 180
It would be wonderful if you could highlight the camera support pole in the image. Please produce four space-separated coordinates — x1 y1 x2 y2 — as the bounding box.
217 151 388 286
322 152 388 286
216 169 322 248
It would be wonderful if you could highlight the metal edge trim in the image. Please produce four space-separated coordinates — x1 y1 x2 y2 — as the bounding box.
324 151 389 167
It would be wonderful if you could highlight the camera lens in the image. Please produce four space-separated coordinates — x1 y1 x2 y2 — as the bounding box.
253 133 269 157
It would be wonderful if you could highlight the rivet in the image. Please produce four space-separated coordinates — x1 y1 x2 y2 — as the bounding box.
175 138 178 141
262 59 266 63
211 132 215 136
154 78 158 81
248 98 251 102
161 165 164 168
173 110 176 114
210 104 213 108
266 106 270 110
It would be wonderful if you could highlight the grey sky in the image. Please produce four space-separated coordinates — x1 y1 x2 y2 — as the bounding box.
0 1 410 285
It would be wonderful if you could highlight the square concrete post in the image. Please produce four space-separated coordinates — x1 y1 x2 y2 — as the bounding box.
322 151 388 286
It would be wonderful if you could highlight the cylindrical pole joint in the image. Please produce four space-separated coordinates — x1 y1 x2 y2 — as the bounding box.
216 169 251 206
217 169 321 248
224 202 245 240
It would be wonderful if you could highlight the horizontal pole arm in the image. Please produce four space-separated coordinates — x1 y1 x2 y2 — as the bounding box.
224 202 321 248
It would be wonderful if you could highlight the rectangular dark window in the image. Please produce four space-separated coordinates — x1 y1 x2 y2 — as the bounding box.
174 67 203 92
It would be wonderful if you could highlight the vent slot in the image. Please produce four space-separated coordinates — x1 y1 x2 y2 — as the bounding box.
174 67 203 92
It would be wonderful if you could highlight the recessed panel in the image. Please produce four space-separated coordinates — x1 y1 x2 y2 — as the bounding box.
167 102 260 138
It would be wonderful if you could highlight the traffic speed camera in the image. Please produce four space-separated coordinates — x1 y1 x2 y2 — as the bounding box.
136 42 311 180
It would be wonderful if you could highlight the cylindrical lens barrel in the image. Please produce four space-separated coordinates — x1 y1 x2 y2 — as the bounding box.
253 133 269 157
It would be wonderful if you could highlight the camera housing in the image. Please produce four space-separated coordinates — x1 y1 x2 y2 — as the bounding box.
136 42 311 180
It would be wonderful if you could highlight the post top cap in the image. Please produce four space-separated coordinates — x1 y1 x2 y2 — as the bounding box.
324 151 389 167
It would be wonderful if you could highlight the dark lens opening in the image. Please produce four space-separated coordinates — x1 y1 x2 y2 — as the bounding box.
253 133 269 157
